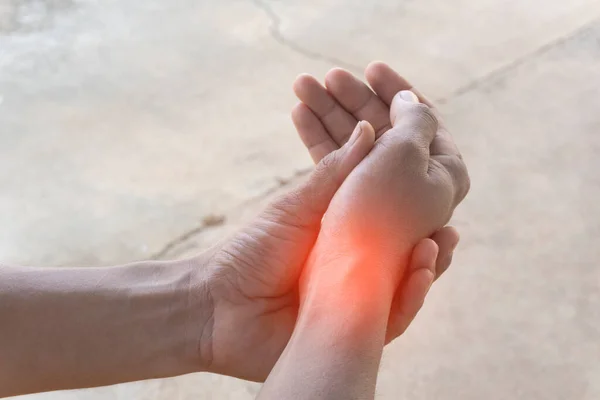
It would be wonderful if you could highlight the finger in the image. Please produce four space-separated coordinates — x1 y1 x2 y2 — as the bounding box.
293 74 357 147
291 102 338 163
386 238 437 343
430 129 461 157
366 63 464 166
430 226 459 279
365 61 433 107
266 121 375 226
431 154 471 206
366 62 470 204
324 68 391 138
366 61 456 153
387 90 438 152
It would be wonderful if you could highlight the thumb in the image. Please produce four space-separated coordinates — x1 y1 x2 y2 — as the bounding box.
389 90 438 146
299 120 375 218
267 120 375 226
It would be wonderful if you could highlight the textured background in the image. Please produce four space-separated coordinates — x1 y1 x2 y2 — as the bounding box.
1 0 599 398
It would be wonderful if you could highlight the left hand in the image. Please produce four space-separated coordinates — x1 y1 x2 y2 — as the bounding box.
292 62 465 339
196 65 461 381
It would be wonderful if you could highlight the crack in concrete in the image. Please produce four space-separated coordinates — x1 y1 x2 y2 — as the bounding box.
250 0 363 74
150 167 312 259
251 0 598 106
151 0 361 259
150 222 216 260
151 10 599 260
436 16 600 104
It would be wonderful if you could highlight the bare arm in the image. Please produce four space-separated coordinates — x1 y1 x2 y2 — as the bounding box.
258 89 465 398
257 231 399 400
0 258 212 398
257 231 440 400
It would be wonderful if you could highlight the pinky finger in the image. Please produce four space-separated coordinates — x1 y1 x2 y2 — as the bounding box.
385 238 437 343
430 226 460 280
291 102 339 163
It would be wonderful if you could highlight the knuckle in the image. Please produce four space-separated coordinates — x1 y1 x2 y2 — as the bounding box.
316 151 336 172
426 164 456 214
453 159 471 204
433 155 470 206
375 133 424 162
312 151 344 191
265 191 312 229
398 135 426 158
316 151 340 177
410 104 439 131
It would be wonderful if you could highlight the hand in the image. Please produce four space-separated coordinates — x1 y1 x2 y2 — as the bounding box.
292 62 465 340
199 119 374 380
297 81 470 313
197 65 464 381
257 85 469 398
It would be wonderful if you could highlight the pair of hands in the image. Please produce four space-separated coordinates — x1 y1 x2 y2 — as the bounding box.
195 62 469 380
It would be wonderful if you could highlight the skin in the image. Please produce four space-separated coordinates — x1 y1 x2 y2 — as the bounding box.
291 61 463 339
1 126 378 396
204 65 463 381
259 65 469 399
0 260 210 396
0 63 461 397
0 123 436 397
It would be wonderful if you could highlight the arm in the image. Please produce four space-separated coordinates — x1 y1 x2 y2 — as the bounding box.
0 257 212 398
0 116 376 395
258 237 439 400
258 239 397 400
258 121 412 400
0 115 453 397
260 85 468 398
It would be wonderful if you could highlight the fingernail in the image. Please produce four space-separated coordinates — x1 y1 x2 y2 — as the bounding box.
348 121 363 146
398 90 419 103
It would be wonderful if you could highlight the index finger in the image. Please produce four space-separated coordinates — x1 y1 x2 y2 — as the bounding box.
365 61 461 157
365 61 434 107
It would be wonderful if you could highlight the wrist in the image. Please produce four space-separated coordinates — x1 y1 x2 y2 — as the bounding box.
263 250 392 400
299 230 402 305
179 253 216 373
296 244 397 344
106 258 214 379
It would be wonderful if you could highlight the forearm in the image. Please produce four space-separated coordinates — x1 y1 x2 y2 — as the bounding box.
0 257 213 397
259 239 399 400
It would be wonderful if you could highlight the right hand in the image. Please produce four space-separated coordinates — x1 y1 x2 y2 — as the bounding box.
292 62 468 338
196 67 464 381
257 88 469 399
292 62 464 282
301 107 469 297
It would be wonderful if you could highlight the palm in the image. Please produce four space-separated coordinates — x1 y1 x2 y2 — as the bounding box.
204 202 325 380
200 62 464 381
205 288 297 381
292 62 465 277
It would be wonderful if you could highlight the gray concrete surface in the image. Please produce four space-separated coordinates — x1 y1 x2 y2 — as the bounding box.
2 0 599 399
